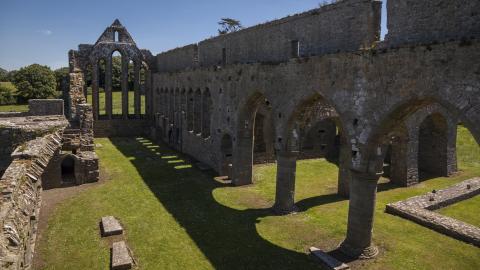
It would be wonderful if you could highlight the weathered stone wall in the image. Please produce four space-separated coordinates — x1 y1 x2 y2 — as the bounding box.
28 99 64 116
151 40 480 179
156 44 198 73
156 0 381 71
93 119 150 137
385 0 480 46
0 131 64 270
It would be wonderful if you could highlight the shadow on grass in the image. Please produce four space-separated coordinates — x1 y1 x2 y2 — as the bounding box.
110 137 334 269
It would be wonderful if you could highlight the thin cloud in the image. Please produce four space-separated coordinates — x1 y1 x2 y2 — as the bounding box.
37 29 53 36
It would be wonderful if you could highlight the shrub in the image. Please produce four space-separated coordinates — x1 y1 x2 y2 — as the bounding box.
12 64 56 101
0 82 17 105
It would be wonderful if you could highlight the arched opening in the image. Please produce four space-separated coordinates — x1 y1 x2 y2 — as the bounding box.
140 64 147 115
202 88 212 138
187 89 194 132
193 89 202 134
234 92 275 186
61 156 76 183
114 31 119 42
127 60 135 115
273 94 347 214
418 113 449 179
98 58 106 116
169 88 174 124
253 100 275 163
111 50 123 116
220 134 233 179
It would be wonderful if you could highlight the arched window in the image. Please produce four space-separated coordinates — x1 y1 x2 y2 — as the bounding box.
202 88 212 138
114 31 119 42
128 60 135 115
194 89 202 134
111 50 123 116
187 89 194 131
98 58 106 116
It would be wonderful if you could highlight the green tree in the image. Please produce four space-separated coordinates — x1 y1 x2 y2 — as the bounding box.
218 18 243 35
12 64 56 101
0 67 8 81
0 83 17 105
54 67 69 92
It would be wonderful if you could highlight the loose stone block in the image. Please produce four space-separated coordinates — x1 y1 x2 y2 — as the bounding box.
309 247 350 270
111 241 133 270
101 216 123 237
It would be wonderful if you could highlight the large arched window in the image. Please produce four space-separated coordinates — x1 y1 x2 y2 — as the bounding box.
202 88 212 138
194 89 202 134
111 50 123 116
187 89 194 131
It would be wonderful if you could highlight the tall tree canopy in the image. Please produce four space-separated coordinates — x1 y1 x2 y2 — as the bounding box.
12 64 56 100
218 18 243 35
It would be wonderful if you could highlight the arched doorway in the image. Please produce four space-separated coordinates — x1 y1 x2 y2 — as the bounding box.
61 155 76 184
418 113 449 179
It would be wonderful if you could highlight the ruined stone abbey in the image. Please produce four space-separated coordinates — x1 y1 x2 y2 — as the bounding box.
1 0 480 268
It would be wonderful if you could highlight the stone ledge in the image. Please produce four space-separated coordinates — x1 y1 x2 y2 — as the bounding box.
101 216 123 237
386 178 480 247
111 241 133 270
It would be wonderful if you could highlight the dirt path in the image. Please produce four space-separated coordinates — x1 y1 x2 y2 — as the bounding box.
33 170 107 269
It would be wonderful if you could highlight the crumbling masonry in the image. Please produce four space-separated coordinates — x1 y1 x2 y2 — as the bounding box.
0 99 99 269
64 0 480 259
2 0 479 268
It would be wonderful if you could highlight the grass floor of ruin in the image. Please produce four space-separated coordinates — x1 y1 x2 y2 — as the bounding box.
0 91 144 113
37 126 480 270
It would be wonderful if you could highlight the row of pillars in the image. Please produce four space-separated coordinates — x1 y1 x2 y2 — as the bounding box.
90 56 143 120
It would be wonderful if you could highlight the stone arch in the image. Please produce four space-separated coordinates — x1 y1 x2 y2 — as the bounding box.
273 93 349 214
61 155 77 184
193 89 202 134
220 133 234 179
253 100 275 164
202 88 212 138
384 105 458 186
111 50 123 116
341 98 480 259
187 89 194 132
233 91 276 186
97 58 107 116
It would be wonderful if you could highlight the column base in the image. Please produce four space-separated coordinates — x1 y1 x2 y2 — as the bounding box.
272 204 298 215
338 241 378 259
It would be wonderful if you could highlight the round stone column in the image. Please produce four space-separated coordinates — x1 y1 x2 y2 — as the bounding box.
273 151 298 215
339 171 380 259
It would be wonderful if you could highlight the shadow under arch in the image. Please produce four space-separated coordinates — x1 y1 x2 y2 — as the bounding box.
109 137 322 269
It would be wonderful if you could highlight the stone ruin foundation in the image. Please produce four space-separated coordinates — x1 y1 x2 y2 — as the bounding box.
0 100 99 269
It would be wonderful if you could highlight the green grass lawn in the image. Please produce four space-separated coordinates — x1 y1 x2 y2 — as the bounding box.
437 196 480 227
0 103 29 112
37 126 480 270
86 91 146 115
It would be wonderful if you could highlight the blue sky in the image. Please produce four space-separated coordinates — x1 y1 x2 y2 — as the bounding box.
0 0 388 71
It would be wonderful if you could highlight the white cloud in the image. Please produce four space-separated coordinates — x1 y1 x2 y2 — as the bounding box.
37 29 53 36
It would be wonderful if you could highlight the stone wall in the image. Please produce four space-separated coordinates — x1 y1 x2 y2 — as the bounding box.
385 0 480 46
156 44 198 73
28 99 64 116
94 119 150 137
0 131 64 270
156 0 381 72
